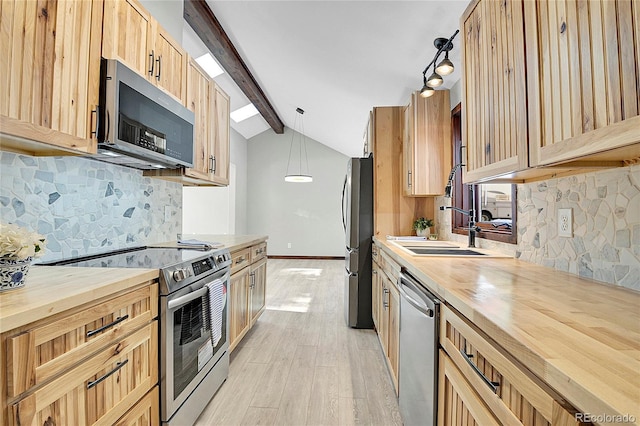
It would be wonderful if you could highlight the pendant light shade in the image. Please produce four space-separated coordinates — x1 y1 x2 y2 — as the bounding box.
420 83 435 98
435 52 454 75
284 107 313 183
426 71 443 88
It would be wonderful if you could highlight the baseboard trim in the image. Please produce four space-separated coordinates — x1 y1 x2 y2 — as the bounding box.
267 255 345 260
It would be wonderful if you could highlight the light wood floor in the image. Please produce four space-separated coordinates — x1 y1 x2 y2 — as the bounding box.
195 259 402 426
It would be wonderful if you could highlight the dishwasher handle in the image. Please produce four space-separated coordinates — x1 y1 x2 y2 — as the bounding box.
398 284 434 317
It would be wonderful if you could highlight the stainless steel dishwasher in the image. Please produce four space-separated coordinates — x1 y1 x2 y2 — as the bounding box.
398 268 440 426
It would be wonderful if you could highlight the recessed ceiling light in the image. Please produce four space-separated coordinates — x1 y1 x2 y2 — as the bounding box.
230 104 259 123
195 53 224 79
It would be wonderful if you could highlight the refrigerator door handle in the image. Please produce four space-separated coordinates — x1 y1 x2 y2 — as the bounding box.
346 246 358 254
341 175 347 233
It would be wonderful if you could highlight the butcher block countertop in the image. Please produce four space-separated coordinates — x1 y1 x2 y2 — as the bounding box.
0 266 158 333
374 237 640 425
151 234 268 251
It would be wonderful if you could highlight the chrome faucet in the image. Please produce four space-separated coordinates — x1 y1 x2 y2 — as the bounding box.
440 164 480 248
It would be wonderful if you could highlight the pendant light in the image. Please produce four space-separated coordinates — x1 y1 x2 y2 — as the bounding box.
284 107 313 183
418 31 459 95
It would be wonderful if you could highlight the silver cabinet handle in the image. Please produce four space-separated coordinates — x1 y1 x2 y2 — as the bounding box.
87 359 129 390
148 50 155 76
372 270 377 275
91 105 99 138
155 56 161 80
86 314 129 338
460 349 500 393
408 170 412 187
209 155 214 173
235 256 246 265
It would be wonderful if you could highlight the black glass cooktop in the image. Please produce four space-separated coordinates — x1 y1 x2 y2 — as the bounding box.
43 247 213 269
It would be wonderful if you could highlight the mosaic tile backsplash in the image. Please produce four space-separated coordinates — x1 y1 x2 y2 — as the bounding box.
436 164 640 291
0 152 182 263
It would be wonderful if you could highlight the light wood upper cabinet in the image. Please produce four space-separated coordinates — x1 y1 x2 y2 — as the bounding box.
211 83 231 186
102 0 187 104
403 90 451 196
461 0 529 183
184 58 213 181
462 0 640 183
524 0 640 167
0 0 102 155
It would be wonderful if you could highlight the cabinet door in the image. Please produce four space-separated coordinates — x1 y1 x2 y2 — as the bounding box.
461 0 529 183
229 268 250 351
387 282 400 394
150 18 187 104
0 0 102 151
102 0 152 78
525 0 640 167
11 323 157 426
371 262 380 330
379 278 390 356
403 91 452 196
211 83 230 186
249 257 267 327
438 349 500 426
184 58 212 181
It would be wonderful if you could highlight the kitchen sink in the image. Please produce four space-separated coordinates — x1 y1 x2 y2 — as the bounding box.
388 240 510 257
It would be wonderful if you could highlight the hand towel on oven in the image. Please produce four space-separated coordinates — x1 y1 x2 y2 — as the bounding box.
206 278 226 347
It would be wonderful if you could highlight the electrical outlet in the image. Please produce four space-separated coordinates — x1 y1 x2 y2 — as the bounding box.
558 208 572 238
287 243 292 249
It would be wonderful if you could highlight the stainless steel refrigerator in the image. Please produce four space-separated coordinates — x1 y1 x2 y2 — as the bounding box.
341 156 374 328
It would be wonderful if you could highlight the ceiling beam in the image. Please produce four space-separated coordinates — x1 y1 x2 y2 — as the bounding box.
184 0 285 134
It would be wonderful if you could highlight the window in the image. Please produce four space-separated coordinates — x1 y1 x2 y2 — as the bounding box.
451 104 517 244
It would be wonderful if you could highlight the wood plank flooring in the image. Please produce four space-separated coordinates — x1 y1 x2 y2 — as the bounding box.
195 259 402 426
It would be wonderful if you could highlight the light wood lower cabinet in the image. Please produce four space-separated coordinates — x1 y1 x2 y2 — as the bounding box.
250 257 267 327
439 305 583 426
11 322 157 425
2 282 159 426
229 241 268 351
371 242 400 394
229 266 250 350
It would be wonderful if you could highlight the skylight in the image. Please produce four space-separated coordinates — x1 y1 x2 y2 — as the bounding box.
230 104 259 123
195 53 224 79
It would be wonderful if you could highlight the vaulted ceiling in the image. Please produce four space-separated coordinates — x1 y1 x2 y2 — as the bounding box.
184 1 470 157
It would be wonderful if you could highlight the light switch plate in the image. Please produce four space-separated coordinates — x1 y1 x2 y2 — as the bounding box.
558 208 572 238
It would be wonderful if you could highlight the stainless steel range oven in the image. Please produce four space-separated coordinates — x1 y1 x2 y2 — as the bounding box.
45 246 232 425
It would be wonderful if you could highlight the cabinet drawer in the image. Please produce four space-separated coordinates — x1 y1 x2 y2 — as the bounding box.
250 242 267 263
380 249 400 285
230 248 251 275
6 283 158 398
114 385 159 426
11 322 158 426
438 349 500 426
440 306 580 425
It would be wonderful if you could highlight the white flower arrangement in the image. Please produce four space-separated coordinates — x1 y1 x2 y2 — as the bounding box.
0 223 46 260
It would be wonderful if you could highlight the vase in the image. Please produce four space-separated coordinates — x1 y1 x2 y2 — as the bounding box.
0 256 33 292
416 228 430 238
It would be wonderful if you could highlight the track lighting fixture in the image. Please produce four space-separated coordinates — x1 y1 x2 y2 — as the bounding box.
419 30 459 95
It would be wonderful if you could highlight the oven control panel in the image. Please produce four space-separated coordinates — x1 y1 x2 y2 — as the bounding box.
192 258 214 276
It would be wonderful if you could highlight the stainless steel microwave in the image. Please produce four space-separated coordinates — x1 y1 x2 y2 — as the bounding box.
93 59 194 170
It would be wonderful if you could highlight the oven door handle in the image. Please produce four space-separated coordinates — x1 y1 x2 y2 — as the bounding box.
167 286 208 311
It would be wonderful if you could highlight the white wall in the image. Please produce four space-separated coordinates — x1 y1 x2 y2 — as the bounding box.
182 128 248 235
247 128 349 256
